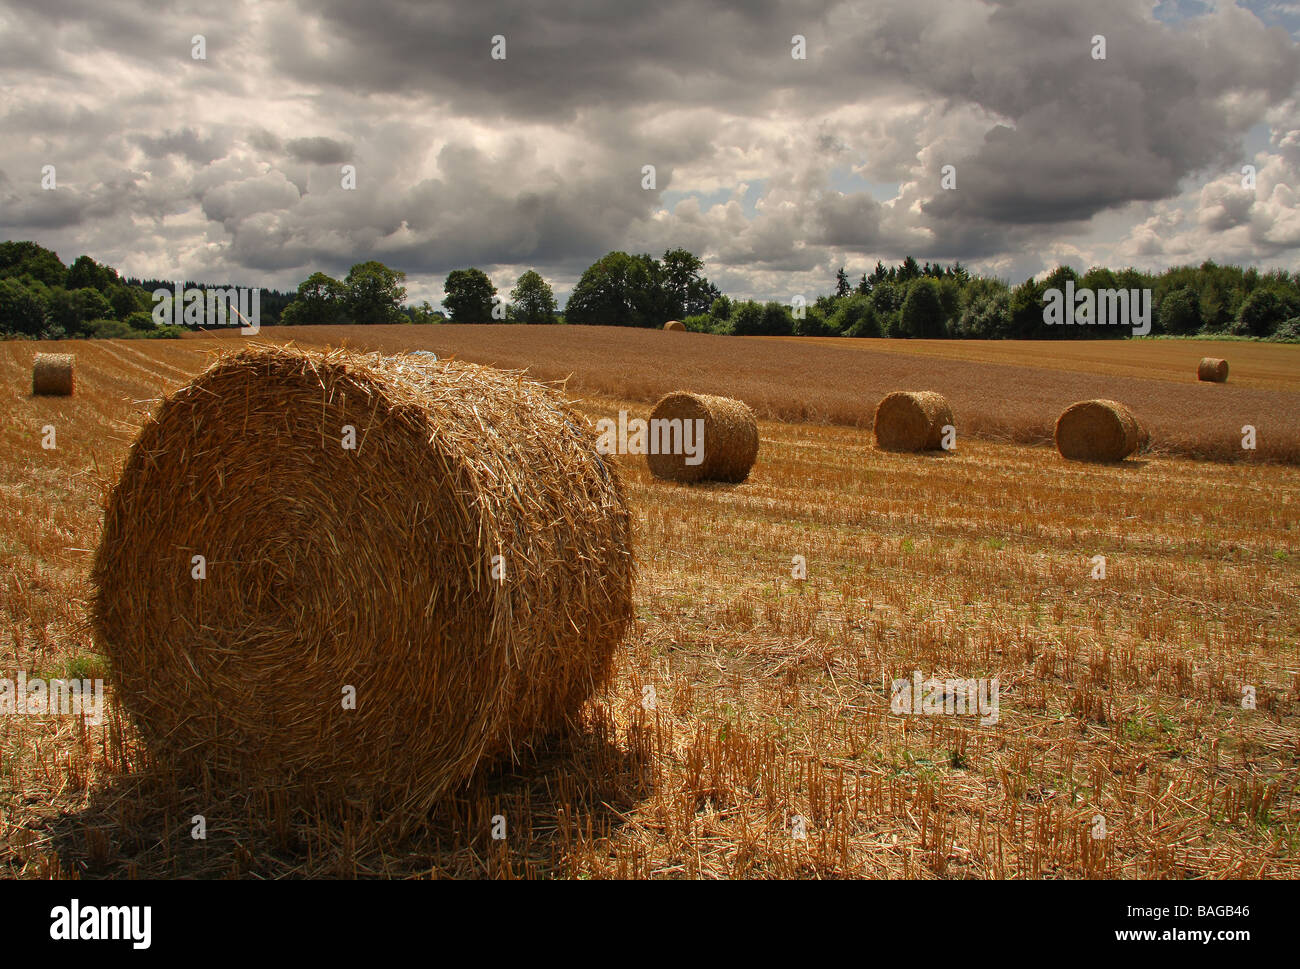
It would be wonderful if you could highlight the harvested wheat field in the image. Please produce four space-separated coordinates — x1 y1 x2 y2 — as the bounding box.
198 325 1300 463
1 335 1297 879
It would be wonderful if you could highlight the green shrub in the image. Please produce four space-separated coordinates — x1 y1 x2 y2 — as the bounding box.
87 317 133 338
829 295 879 337
1271 317 1300 342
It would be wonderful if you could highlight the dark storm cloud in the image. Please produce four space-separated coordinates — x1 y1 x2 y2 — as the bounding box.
269 0 839 121
908 0 1300 241
1 0 1299 295
286 137 352 165
134 129 230 165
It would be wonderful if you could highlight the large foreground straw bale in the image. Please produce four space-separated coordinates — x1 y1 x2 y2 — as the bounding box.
645 391 758 483
873 391 953 451
1055 399 1144 462
1197 357 1229 382
663 320 685 331
91 345 633 829
32 353 74 395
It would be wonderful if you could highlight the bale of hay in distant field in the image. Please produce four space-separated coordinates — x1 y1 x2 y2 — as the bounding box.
873 391 953 452
1055 399 1144 462
645 391 758 483
1197 357 1228 382
32 353 74 396
663 320 685 331
90 345 633 831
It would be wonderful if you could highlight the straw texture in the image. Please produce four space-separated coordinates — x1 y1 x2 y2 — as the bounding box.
32 353 74 395
663 320 685 331
90 344 634 831
873 391 953 451
1055 398 1144 462
645 391 758 483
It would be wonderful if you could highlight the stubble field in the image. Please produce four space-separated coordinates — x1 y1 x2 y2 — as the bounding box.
1 329 1297 878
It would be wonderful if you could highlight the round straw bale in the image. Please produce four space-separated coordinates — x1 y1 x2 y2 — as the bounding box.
663 319 685 331
1055 399 1144 462
1197 357 1228 382
645 391 758 483
32 353 74 396
91 345 633 827
873 391 953 451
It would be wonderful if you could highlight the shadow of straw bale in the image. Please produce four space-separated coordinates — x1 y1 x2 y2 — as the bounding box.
31 706 654 879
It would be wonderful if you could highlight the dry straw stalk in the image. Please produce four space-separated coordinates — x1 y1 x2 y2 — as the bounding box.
645 390 758 483
91 344 634 833
1197 357 1229 382
873 390 953 451
1055 398 1145 462
32 353 74 395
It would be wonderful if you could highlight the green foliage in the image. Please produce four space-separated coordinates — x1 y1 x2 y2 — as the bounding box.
564 251 652 326
125 310 155 331
280 272 346 325
442 268 497 324
86 317 133 338
710 295 732 320
661 248 719 317
0 277 49 336
682 313 714 332
729 300 764 335
792 305 830 337
956 290 1012 338
509 270 557 324
108 284 151 320
899 278 946 338
1234 288 1288 337
48 287 112 337
344 261 407 324
829 295 879 338
727 300 794 336
761 301 794 336
1008 278 1047 338
1272 318 1300 342
407 301 441 324
565 249 719 326
0 241 66 288
1156 287 1202 335
66 255 118 292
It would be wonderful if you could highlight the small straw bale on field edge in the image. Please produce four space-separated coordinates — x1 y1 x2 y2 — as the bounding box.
646 390 759 483
1055 398 1145 462
90 344 634 834
32 353 74 396
873 390 953 452
663 320 685 331
1197 357 1229 382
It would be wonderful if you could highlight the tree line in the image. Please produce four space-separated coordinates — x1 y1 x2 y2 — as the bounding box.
4 238 1299 341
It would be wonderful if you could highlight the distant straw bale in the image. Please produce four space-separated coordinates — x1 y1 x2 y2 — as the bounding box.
663 320 685 331
645 391 758 483
1197 357 1229 382
90 345 634 832
873 391 953 451
32 353 74 395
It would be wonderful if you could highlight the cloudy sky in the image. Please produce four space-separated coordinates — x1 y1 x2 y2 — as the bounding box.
3 0 1300 306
